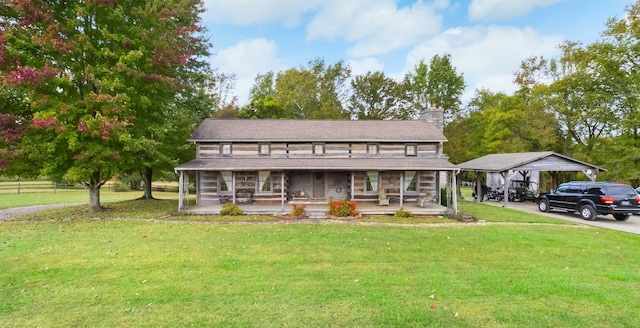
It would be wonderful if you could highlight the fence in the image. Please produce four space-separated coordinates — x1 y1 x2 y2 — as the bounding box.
0 182 185 194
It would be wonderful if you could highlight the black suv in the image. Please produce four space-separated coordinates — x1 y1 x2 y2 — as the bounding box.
536 182 640 221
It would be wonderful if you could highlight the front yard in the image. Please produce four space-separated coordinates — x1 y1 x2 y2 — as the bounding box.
1 198 639 327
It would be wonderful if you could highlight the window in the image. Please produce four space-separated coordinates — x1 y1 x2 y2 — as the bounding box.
258 171 271 193
259 143 271 155
313 143 325 155
220 143 232 155
367 143 379 155
366 171 379 192
219 171 232 192
405 144 417 156
404 171 417 192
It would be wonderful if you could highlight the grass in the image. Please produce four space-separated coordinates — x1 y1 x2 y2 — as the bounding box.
2 215 640 327
457 200 575 225
2 193 640 326
0 190 179 210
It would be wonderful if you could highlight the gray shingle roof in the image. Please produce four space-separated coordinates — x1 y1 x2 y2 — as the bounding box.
176 157 458 171
188 119 446 142
457 151 607 172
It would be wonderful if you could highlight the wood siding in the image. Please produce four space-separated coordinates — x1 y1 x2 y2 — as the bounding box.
196 142 442 159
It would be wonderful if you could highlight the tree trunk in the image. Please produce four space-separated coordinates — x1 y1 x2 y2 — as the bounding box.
87 171 104 211
141 166 154 199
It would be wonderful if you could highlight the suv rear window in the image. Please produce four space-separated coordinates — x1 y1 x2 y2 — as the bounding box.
608 185 637 196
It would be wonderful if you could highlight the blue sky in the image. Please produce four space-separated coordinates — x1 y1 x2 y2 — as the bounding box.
201 0 632 106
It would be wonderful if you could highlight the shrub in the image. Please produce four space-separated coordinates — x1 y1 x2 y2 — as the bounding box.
328 198 359 217
290 204 306 216
394 207 413 218
219 203 243 216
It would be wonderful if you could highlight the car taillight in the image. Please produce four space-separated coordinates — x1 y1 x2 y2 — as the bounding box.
600 196 615 204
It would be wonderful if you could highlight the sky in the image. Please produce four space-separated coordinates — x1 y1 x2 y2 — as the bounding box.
200 0 632 106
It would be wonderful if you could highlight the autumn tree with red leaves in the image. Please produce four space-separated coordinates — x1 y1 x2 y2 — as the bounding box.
0 0 211 209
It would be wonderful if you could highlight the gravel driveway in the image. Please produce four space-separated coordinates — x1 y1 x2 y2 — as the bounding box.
0 203 84 221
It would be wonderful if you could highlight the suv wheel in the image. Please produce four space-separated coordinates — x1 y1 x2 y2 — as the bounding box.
538 199 550 212
614 214 630 221
580 204 597 221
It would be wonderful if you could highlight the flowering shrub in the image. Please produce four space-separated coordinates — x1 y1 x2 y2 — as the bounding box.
290 204 306 216
394 207 413 218
219 203 243 216
328 198 359 217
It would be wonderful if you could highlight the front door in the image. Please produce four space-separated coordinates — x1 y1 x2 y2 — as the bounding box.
313 172 325 199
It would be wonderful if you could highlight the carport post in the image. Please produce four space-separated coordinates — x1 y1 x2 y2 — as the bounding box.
502 171 510 207
475 172 483 203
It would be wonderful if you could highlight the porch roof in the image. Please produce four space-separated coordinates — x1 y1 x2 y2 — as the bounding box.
175 157 459 172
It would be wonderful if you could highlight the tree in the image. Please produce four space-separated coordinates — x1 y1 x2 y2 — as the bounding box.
240 59 351 119
0 0 211 209
404 54 465 122
444 88 563 163
348 71 412 120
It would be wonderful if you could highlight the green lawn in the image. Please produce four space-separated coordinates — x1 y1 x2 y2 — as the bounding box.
2 198 640 327
0 190 178 209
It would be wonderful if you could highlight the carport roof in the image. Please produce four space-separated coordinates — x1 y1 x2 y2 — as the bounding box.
456 151 607 173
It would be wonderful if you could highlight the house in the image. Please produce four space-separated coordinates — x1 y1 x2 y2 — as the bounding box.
174 110 459 214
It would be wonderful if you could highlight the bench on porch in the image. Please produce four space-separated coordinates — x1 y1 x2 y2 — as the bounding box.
291 191 309 202
235 189 253 204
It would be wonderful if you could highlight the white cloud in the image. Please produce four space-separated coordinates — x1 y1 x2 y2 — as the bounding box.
307 0 448 57
347 57 385 76
403 25 563 101
468 0 566 21
210 38 287 104
202 0 321 26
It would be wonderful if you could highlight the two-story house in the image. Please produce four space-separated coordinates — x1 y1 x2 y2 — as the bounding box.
175 113 459 214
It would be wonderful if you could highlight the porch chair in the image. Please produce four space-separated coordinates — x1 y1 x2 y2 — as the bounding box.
379 190 390 206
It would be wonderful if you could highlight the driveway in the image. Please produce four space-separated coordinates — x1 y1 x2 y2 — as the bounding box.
474 199 640 235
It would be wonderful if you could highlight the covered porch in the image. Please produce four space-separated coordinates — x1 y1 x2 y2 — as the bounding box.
184 200 451 217
175 157 460 215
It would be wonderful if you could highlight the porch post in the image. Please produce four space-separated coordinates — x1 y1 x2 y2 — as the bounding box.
351 171 355 200
232 172 236 203
281 171 285 212
399 172 404 207
178 170 184 211
452 170 458 213
184 172 189 209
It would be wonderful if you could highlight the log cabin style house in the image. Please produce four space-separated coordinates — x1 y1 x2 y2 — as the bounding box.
175 110 459 213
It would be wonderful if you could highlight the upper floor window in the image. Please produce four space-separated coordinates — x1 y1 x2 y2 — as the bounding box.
405 144 417 156
313 143 325 155
367 143 379 155
220 143 232 155
259 143 271 155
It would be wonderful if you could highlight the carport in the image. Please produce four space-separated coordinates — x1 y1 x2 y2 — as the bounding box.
457 151 607 207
